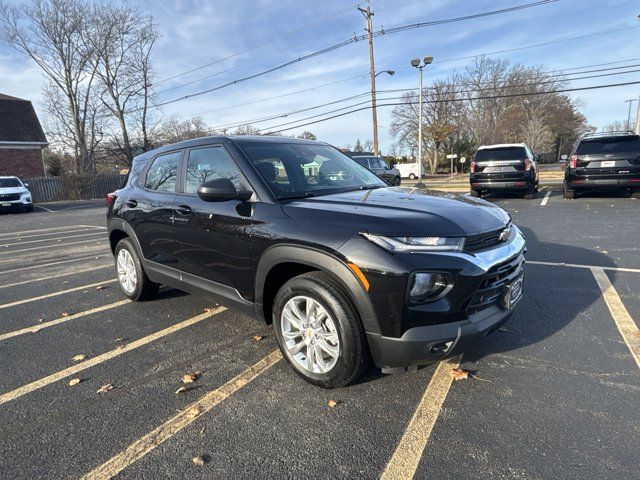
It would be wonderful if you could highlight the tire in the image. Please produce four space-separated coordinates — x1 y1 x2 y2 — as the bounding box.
408 173 416 180
272 271 369 388
524 184 536 200
23 204 34 213
394 177 401 186
631 189 640 199
563 182 575 200
469 189 480 197
114 238 159 301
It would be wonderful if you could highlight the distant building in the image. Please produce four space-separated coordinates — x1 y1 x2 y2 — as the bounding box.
0 93 48 178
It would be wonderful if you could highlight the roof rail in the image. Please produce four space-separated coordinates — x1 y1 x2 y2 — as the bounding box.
580 130 636 139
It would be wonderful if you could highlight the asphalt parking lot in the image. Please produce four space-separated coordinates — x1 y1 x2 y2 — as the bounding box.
1 189 639 479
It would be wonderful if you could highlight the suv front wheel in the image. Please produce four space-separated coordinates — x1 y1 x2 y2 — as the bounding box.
273 271 368 388
114 238 159 301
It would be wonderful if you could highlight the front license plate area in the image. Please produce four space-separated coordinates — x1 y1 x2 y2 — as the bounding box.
1 202 11 207
502 274 524 310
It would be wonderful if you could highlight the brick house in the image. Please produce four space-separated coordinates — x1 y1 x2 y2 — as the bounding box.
0 93 48 178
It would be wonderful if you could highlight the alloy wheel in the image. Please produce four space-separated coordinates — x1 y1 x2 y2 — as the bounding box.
117 248 137 295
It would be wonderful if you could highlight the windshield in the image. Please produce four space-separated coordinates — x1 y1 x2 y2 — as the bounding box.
238 142 385 198
475 147 526 162
576 136 640 155
0 177 21 188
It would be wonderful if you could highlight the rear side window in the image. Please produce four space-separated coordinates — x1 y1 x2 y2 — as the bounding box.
353 158 368 168
185 146 244 194
576 136 640 155
475 147 526 162
145 151 181 192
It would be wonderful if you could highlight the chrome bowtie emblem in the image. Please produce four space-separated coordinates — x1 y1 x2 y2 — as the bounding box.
499 228 510 242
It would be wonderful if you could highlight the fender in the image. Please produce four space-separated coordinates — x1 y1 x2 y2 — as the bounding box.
254 244 380 335
107 218 143 256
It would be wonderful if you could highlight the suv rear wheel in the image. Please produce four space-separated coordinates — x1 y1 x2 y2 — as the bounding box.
563 182 576 199
469 189 481 197
524 183 536 200
272 271 368 388
114 238 159 301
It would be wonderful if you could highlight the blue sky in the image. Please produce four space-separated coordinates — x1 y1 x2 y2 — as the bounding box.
1 0 639 152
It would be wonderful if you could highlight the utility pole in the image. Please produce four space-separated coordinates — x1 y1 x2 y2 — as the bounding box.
624 98 637 131
358 3 379 157
636 93 640 134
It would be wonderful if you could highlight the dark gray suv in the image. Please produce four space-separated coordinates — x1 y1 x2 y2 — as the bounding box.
352 156 401 186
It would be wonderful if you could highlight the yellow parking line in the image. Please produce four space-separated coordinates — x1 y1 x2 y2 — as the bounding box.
540 190 551 206
0 227 100 242
0 238 105 256
0 225 105 238
0 231 104 248
0 306 227 406
82 350 282 480
0 300 129 341
381 357 461 480
591 268 640 369
0 280 117 310
528 260 640 274
0 254 111 275
0 264 111 290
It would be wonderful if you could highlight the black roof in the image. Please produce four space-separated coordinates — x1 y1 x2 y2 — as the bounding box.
134 135 326 163
0 93 47 143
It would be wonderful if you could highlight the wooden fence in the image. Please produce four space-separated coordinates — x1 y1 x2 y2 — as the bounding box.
24 174 127 203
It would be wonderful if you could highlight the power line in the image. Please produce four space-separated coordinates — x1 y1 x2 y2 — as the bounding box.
256 80 640 134
151 0 556 107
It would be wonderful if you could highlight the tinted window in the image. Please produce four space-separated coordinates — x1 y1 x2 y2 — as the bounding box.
185 147 244 194
576 136 640 155
475 147 526 162
0 178 21 188
353 158 369 168
145 152 180 191
239 142 384 198
372 158 388 169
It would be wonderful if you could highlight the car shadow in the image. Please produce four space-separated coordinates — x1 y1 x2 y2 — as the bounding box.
351 228 617 386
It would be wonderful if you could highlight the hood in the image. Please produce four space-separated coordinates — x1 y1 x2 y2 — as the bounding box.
281 187 510 237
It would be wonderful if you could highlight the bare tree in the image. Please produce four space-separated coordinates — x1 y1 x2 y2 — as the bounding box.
0 0 98 173
297 131 317 140
233 124 261 135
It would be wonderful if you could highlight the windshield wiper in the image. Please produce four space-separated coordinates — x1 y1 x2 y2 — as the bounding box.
278 192 315 200
358 185 383 191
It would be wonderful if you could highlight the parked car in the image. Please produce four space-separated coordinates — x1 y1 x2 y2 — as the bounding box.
563 131 640 199
352 155 401 185
469 143 539 199
0 176 34 212
107 136 525 388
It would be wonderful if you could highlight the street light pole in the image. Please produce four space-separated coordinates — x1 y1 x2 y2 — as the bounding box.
411 56 433 188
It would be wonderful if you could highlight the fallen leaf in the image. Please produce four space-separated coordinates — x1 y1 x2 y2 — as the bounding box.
204 307 216 313
327 399 339 408
30 327 41 333
62 281 69 284
182 371 202 384
252 335 264 342
451 368 469 381
186 406 202 419
192 455 207 466
633 330 640 338
61 312 70 317
175 386 188 394
96 383 113 394
68 378 81 386
37 318 44 323
199 426 206 435
96 285 105 290
72 354 86 362
114 337 124 342
600 250 608 254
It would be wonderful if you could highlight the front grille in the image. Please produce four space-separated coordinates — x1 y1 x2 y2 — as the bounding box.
0 193 20 201
465 227 509 252
468 252 525 314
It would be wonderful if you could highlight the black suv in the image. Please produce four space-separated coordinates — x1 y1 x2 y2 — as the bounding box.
563 131 640 199
470 143 539 199
107 136 526 388
352 155 401 186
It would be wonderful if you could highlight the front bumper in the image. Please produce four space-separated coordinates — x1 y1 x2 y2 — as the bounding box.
0 196 32 211
365 227 526 370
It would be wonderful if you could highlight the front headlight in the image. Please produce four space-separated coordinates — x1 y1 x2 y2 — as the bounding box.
362 233 464 252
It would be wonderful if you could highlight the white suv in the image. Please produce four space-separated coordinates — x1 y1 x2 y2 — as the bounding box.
0 176 34 212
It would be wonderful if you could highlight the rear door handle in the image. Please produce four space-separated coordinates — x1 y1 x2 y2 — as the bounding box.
176 205 192 215
126 199 138 208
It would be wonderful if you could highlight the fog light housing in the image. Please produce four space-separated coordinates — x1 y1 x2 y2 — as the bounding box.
408 272 453 304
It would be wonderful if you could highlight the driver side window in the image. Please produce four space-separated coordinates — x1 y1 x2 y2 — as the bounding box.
185 146 244 194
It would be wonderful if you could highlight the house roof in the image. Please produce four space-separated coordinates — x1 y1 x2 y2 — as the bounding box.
0 94 48 143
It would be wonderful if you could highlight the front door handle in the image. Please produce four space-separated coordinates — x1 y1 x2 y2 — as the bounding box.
126 199 138 208
176 205 192 215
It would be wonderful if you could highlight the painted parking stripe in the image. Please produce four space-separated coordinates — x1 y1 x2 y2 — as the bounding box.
0 225 104 238
0 264 111 290
381 356 461 480
82 350 282 480
591 268 640 369
0 238 105 256
0 231 104 248
35 205 54 212
0 253 111 276
0 300 129 341
540 190 551 206
0 306 227 406
528 260 640 274
0 227 102 242
0 279 117 310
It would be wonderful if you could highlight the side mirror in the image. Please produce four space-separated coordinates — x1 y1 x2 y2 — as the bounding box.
535 154 542 162
197 178 252 202
560 154 568 161
24 183 29 188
